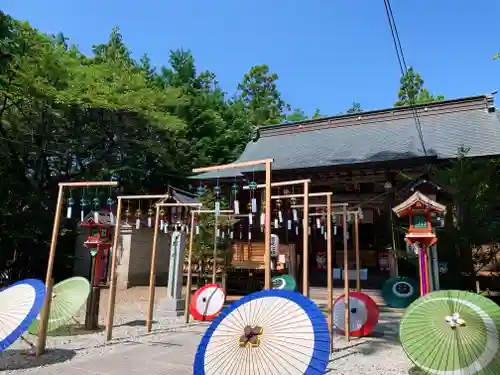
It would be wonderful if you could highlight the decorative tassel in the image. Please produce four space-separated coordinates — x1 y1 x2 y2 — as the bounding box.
293 209 298 222
251 198 257 213
287 220 292 230
234 200 240 215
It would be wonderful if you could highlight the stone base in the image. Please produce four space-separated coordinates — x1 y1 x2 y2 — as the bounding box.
162 297 186 318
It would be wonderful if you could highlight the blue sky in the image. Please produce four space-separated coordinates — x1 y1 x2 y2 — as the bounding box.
3 1 500 116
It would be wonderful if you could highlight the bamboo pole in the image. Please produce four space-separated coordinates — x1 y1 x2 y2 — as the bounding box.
145 204 161 333
37 180 118 355
106 193 169 341
326 194 333 353
242 179 311 190
264 161 272 289
192 158 273 173
354 213 361 292
302 181 309 297
343 205 350 342
185 212 196 324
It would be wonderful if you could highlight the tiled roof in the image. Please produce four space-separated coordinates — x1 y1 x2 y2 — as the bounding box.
192 94 500 179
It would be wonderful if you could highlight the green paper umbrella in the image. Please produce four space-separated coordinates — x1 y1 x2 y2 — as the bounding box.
382 276 419 308
271 275 296 291
28 276 90 334
400 290 500 375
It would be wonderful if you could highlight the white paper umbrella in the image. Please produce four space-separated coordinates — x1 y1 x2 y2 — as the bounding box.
190 284 226 321
333 291 380 337
0 279 45 352
194 289 330 375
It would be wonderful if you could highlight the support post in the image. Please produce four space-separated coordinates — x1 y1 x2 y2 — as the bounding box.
264 160 272 289
326 194 333 353
185 211 196 324
302 181 309 297
105 197 123 341
36 278 54 357
354 213 361 292
343 205 350 342
146 204 161 333
212 214 218 284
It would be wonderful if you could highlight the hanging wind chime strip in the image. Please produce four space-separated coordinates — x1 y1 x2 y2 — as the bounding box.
92 188 100 223
67 193 75 219
80 189 89 223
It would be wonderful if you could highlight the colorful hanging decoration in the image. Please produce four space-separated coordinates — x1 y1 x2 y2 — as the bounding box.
147 202 153 228
80 190 89 222
107 196 115 224
92 189 100 223
124 200 131 224
232 182 240 215
66 194 75 219
135 202 141 230
214 179 221 217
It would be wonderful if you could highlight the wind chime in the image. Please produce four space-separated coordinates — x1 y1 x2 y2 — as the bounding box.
124 200 131 224
107 189 115 225
147 201 154 228
67 192 75 219
247 177 257 240
275 188 283 229
232 180 240 215
79 189 90 222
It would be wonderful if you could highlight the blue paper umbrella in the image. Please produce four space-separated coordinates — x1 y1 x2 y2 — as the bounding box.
0 279 46 352
194 289 330 375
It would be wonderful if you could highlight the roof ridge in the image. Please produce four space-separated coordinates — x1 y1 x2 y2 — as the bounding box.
258 94 492 138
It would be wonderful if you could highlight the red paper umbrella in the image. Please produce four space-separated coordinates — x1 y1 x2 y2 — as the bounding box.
333 291 380 337
190 284 226 321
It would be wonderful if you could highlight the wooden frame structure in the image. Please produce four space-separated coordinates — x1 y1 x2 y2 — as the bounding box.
193 159 274 289
145 202 203 333
243 179 311 297
105 194 171 341
37 180 119 357
184 208 234 324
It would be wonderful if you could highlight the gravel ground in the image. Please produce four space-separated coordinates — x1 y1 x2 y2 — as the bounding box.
0 287 413 374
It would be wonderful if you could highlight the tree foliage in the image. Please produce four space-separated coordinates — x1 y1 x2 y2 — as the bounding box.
395 67 444 107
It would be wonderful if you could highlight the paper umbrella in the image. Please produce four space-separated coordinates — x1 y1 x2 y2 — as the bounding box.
194 289 330 375
333 291 380 337
400 289 500 375
190 284 226 321
0 279 45 352
28 276 90 334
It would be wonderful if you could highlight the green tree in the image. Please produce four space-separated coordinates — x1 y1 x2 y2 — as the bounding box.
395 67 444 107
237 64 290 127
438 147 500 287
285 107 308 122
312 108 327 119
346 101 362 113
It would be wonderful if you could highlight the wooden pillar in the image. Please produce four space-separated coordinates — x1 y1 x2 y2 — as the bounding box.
302 182 310 297
326 194 333 353
146 204 161 333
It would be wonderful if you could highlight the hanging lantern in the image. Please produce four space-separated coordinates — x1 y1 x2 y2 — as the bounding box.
66 197 75 219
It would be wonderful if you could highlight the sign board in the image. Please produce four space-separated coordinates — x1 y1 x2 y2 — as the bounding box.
270 234 279 257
